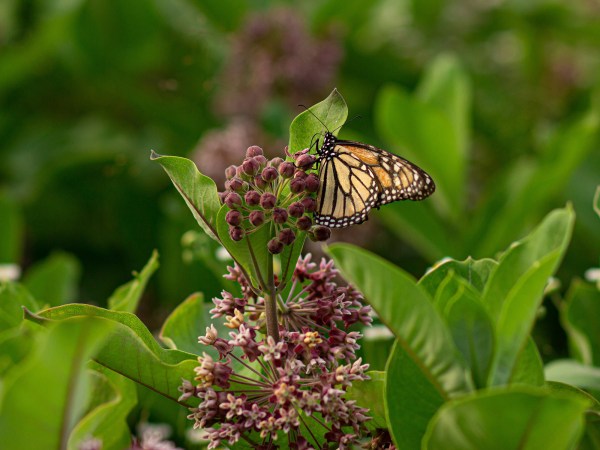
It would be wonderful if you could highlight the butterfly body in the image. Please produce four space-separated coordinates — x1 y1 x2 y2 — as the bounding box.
314 132 435 228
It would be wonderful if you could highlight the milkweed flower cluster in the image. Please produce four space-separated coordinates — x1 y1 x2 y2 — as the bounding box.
179 255 372 449
220 145 331 252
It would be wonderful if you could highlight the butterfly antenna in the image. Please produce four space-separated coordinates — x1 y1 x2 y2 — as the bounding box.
298 104 330 132
331 114 361 134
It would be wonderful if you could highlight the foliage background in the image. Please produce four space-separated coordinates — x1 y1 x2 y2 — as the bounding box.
1 0 599 437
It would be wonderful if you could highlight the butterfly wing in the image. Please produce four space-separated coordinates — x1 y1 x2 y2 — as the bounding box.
315 150 379 228
336 140 436 206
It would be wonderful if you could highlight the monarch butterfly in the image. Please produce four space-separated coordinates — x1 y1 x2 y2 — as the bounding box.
314 132 435 228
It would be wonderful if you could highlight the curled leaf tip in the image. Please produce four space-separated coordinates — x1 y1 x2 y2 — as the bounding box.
150 150 162 160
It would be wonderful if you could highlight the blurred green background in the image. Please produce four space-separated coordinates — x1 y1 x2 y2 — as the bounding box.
1 0 599 339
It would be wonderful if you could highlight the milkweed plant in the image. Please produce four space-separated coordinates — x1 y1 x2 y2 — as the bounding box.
1 90 599 450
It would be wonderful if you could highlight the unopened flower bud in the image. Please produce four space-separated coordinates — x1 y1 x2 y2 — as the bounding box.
254 175 267 189
270 157 284 168
255 155 268 166
294 170 307 179
228 177 245 192
261 166 278 182
218 191 227 204
301 197 316 213
260 193 276 209
267 238 284 254
296 153 316 169
242 158 260 176
229 226 244 241
249 210 265 226
290 178 305 194
272 207 288 224
310 225 331 242
288 202 304 218
278 162 295 178
244 190 260 206
225 165 237 179
297 215 312 231
279 228 295 245
225 192 242 209
226 210 242 226
305 174 319 193
246 145 263 158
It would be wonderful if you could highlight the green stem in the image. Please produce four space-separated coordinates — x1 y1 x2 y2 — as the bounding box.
264 248 280 342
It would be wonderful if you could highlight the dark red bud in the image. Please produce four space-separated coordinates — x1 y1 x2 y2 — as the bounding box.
218 192 227 204
244 190 260 206
279 228 296 245
255 155 268 166
290 178 305 194
226 210 242 226
294 170 308 179
225 192 242 209
297 215 312 231
270 157 284 168
300 197 316 213
254 175 267 189
311 225 331 242
304 174 319 193
288 202 305 218
267 238 284 254
261 166 278 182
246 145 264 158
278 162 295 178
260 192 277 209
242 158 260 176
272 207 288 224
249 210 265 226
225 165 237 180
228 177 245 192
296 154 316 169
229 226 244 241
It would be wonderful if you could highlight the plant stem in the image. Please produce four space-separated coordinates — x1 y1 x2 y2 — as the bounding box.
264 250 280 342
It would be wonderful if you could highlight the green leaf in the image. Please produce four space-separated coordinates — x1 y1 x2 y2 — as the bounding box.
510 338 545 387
108 250 159 313
545 359 600 396
288 88 348 153
482 206 575 386
217 205 271 290
68 364 137 450
419 257 498 296
159 292 207 354
278 232 306 291
23 251 81 307
27 304 198 406
151 152 221 241
346 371 387 430
375 84 463 220
0 282 40 332
0 317 114 450
328 243 470 448
423 388 589 450
562 279 600 366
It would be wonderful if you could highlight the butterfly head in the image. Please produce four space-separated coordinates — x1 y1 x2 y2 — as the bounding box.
318 132 337 159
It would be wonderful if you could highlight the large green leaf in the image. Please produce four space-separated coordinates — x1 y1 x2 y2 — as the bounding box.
510 338 545 387
482 207 574 386
26 304 199 406
419 257 498 296
0 282 40 332
345 371 387 431
68 364 137 450
108 250 159 313
288 88 348 153
328 244 470 448
151 152 221 241
160 292 207 355
0 317 114 450
423 388 590 450
562 280 600 366
23 252 81 307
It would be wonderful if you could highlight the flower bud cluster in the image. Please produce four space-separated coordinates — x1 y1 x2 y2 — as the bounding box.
220 145 330 253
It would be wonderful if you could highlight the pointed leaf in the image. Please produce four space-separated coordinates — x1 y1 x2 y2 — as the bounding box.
151 152 221 241
278 232 306 291
0 317 113 450
108 250 159 313
26 304 198 406
289 88 348 153
423 388 589 450
483 207 574 386
160 292 207 354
